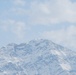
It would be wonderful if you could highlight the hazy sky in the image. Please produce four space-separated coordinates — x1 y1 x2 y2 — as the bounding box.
0 0 76 50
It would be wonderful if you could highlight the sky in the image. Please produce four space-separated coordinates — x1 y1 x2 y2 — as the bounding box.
0 0 76 50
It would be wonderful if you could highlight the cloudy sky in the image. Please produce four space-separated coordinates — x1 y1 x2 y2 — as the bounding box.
0 0 76 50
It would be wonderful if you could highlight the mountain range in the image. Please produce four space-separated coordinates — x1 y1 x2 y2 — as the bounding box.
0 39 76 75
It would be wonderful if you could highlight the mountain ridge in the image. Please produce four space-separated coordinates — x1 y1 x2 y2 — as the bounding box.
0 39 76 75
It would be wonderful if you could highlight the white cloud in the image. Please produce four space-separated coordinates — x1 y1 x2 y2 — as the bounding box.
41 25 76 50
19 0 76 25
3 0 76 25
1 20 26 39
13 0 26 6
11 8 27 15
1 20 15 31
12 21 26 39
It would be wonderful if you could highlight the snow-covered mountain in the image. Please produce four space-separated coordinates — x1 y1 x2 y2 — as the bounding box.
0 39 76 75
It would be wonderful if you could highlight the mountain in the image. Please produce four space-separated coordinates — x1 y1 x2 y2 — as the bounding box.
0 39 76 75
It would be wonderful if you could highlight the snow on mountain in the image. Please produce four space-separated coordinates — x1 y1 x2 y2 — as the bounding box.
0 39 76 75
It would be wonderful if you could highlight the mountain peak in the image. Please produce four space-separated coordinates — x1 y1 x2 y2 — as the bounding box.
0 39 76 75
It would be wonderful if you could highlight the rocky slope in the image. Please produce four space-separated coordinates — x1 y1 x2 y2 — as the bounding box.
0 39 76 75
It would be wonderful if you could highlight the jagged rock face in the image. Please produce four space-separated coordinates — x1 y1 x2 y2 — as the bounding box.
0 39 76 75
